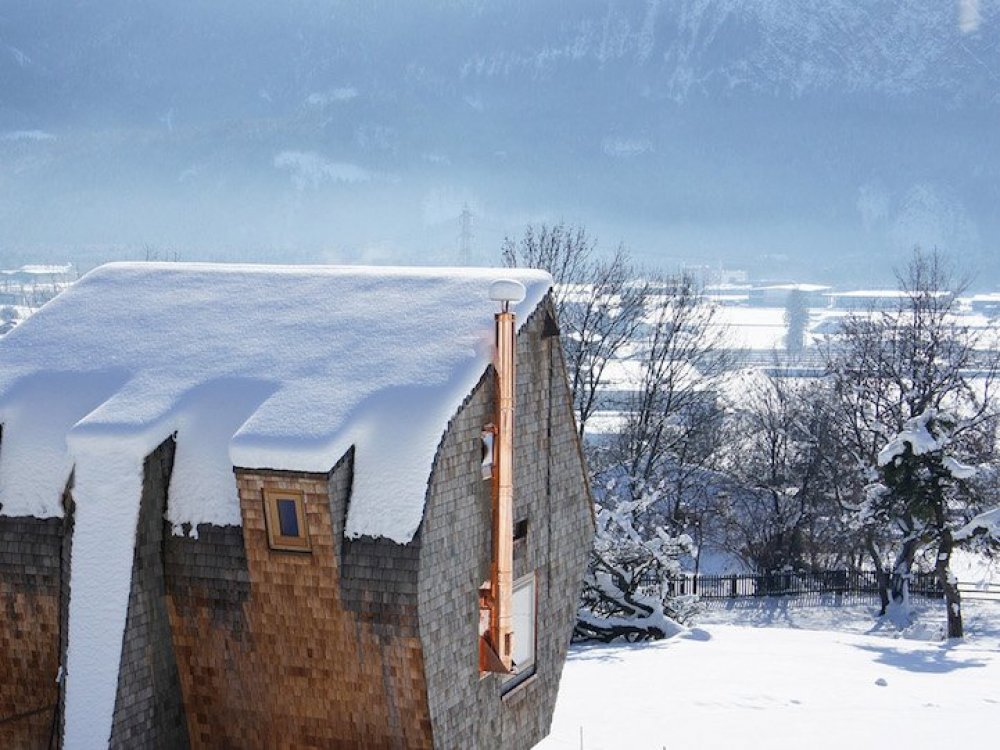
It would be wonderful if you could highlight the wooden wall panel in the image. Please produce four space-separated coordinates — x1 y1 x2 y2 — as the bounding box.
165 464 433 748
0 516 63 750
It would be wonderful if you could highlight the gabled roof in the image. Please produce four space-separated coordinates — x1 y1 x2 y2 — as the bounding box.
0 262 551 542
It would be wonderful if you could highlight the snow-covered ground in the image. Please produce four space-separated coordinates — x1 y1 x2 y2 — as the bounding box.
538 599 1000 749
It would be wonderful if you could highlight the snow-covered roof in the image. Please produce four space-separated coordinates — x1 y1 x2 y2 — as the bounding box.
0 262 551 541
705 284 752 292
0 262 552 750
599 356 704 393
706 293 750 304
751 283 830 293
1 263 74 275
710 306 790 350
717 367 777 407
828 289 951 299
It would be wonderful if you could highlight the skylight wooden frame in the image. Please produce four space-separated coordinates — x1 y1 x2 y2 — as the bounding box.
263 487 311 552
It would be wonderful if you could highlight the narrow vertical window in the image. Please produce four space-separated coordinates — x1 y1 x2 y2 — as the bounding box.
503 572 537 691
263 488 311 552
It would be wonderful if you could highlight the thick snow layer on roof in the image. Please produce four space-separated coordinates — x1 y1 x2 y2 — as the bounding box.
0 262 550 538
752 283 830 293
830 289 952 299
21 263 74 275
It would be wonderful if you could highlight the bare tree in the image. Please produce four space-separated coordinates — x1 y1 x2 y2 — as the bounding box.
714 374 849 573
501 223 646 438
611 274 735 514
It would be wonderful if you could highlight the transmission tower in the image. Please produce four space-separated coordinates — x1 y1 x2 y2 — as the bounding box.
459 204 474 265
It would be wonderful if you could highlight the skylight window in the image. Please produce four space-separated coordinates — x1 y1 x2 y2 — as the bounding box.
263 488 310 552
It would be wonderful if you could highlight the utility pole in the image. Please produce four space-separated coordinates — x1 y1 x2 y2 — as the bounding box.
460 204 474 265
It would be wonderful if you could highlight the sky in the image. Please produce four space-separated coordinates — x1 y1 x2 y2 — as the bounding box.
1 1 998 285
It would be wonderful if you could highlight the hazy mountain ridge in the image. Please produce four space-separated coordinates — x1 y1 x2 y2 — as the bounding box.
0 2 997 282
455 1 999 104
3 2 997 121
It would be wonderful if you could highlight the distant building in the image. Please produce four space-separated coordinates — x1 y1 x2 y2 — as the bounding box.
748 283 831 308
826 289 953 311
0 264 75 308
682 265 749 287
0 263 74 285
705 284 751 306
719 269 749 285
969 293 1000 316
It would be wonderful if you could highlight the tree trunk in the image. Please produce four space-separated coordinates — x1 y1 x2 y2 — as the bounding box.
935 529 963 639
865 536 890 615
890 536 918 607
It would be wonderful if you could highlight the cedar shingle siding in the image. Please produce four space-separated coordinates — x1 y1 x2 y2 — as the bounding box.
109 439 188 748
0 515 63 748
418 300 594 749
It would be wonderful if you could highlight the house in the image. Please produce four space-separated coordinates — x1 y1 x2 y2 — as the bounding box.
0 264 74 286
0 263 595 749
747 283 830 308
0 264 75 307
826 289 954 311
968 293 1000 316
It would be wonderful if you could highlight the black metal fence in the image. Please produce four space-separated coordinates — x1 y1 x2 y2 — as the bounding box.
662 570 944 602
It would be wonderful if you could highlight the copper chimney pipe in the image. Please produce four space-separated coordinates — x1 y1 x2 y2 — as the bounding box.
482 279 525 674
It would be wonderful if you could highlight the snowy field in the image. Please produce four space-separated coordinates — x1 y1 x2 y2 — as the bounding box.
537 600 1000 750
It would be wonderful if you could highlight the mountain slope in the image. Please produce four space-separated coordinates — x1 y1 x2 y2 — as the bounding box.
1 1 997 283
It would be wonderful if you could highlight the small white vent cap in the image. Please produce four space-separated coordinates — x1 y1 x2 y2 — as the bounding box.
489 279 527 304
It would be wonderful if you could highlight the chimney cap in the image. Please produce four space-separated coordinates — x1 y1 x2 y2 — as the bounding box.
489 279 526 304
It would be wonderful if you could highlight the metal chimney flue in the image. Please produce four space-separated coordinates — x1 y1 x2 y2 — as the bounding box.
480 279 526 674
